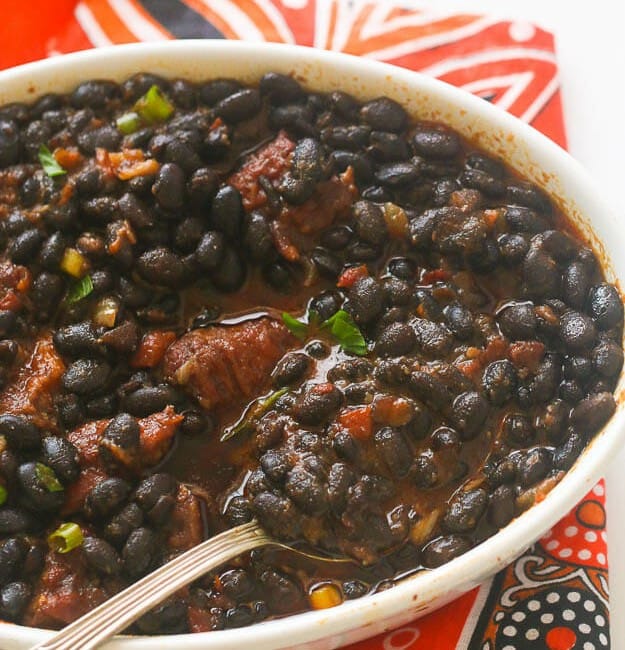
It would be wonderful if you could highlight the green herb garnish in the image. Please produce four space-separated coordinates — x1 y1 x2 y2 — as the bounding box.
321 309 368 356
134 85 175 124
0 485 7 506
48 522 83 553
221 387 289 442
281 309 367 356
67 275 93 304
35 463 63 493
38 145 66 177
282 312 308 340
116 111 142 135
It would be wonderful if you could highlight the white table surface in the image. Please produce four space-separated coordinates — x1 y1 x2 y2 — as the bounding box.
427 1 625 645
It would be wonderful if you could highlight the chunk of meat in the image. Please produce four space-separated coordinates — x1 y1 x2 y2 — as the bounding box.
166 484 204 553
229 130 295 211
163 318 296 411
67 407 183 469
23 551 111 628
0 335 65 430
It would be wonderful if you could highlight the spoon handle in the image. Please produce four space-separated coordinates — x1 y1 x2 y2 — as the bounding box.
31 520 272 650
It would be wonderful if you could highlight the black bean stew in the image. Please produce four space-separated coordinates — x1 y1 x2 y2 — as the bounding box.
0 71 620 633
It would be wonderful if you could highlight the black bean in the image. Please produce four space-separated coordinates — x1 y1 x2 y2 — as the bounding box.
0 538 26 585
505 206 548 233
210 185 243 241
465 152 504 178
122 527 157 578
411 318 453 357
310 247 340 279
592 339 624 377
272 352 311 388
293 383 342 426
361 185 392 202
562 260 591 309
136 247 186 289
322 125 370 151
559 379 584 403
78 125 121 154
422 535 471 568
99 413 140 469
352 201 387 245
450 391 488 440
84 477 131 520
329 150 373 185
345 240 380 262
412 125 460 159
134 473 177 514
319 225 352 251
38 232 66 271
588 283 624 330
502 413 534 446
196 78 240 105
0 120 20 167
103 502 144 547
80 196 116 223
387 257 416 281
528 354 561 405
375 322 416 357
269 103 315 135
53 321 101 357
506 181 552 214
375 161 419 186
442 303 473 340
497 302 537 340
552 430 585 470
559 310 597 351
258 72 303 104
383 277 411 307
7 228 42 264
62 358 110 396
360 97 407 132
570 392 616 434
162 137 203 174
541 230 576 263
122 384 182 417
253 492 301 539
497 233 529 266
488 484 516 528
215 88 261 123
116 192 151 229
408 370 452 411
17 462 65 512
71 80 118 108
308 292 341 324
460 168 505 197
0 310 16 340
523 248 559 299
187 167 219 208
41 437 79 483
516 447 552 487
327 91 358 119
259 449 291 485
482 360 517 406
443 489 487 533
347 276 384 324
366 130 410 162
0 414 41 452
211 246 246 292
152 163 185 211
0 581 31 621
82 536 121 576
259 568 305 615
412 454 438 488
431 426 459 452
0 508 34 535
374 427 412 478
224 495 253 528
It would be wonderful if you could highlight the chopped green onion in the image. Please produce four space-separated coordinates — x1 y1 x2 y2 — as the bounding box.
134 85 175 124
282 312 308 340
0 485 7 506
221 387 289 442
35 463 63 493
38 144 66 177
48 522 83 554
66 275 94 304
116 111 142 135
321 310 367 356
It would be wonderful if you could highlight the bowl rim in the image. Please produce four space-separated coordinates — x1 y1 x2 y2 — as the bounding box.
1 40 623 650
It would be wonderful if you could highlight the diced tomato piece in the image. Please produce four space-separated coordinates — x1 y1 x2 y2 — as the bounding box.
337 264 368 288
131 330 177 368
421 268 451 284
509 340 545 373
54 147 83 170
139 406 184 465
337 405 373 440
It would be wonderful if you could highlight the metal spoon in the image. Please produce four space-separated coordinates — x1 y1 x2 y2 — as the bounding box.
31 520 353 650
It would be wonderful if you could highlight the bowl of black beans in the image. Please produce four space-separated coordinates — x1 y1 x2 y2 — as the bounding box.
0 40 622 649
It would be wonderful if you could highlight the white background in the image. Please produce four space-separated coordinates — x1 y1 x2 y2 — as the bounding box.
423 1 625 646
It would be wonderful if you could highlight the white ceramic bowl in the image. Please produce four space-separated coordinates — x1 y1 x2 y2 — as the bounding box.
0 41 623 650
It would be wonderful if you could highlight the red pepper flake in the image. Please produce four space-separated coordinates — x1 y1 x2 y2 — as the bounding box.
130 330 177 369
106 220 137 255
96 148 160 181
337 264 368 288
337 405 373 440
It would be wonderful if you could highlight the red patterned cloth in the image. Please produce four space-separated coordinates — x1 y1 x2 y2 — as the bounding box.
0 2 609 648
